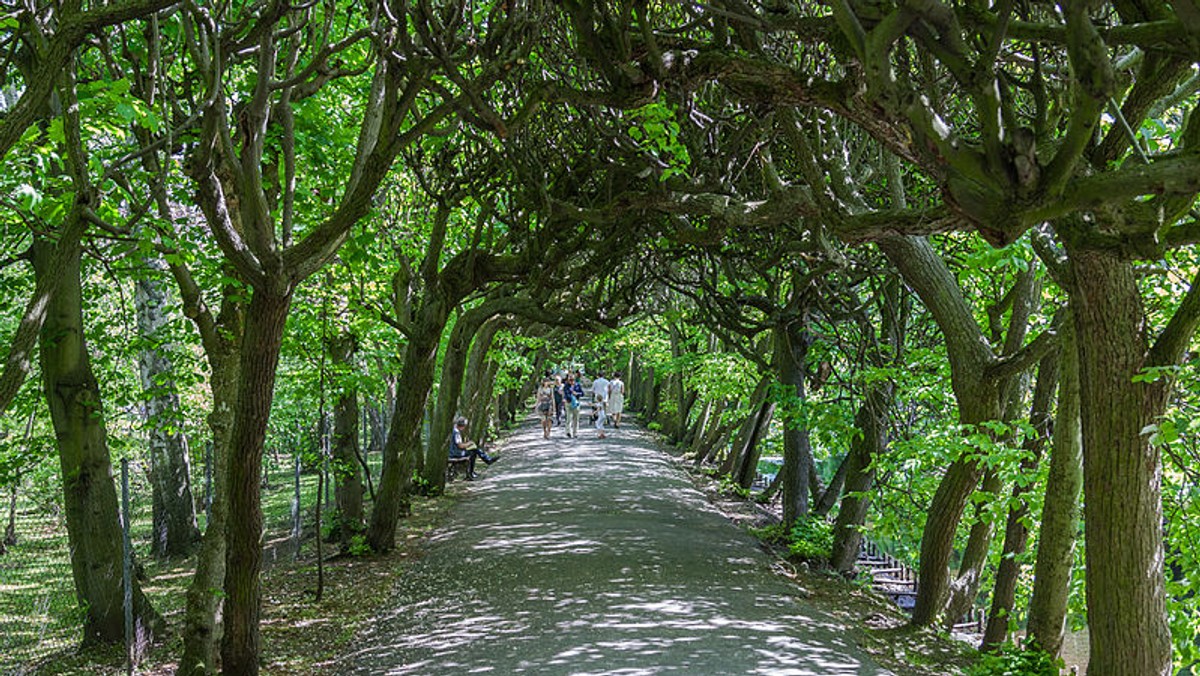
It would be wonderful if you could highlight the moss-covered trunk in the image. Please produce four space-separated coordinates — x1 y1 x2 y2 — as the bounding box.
330 332 364 545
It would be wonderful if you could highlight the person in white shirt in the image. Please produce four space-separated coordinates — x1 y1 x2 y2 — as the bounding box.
607 372 625 428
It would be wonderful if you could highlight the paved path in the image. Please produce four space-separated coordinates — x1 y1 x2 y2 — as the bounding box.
341 415 889 675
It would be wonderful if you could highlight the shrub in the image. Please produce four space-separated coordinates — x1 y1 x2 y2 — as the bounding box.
967 643 1062 676
786 516 833 562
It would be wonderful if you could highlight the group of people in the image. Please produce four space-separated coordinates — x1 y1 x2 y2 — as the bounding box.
536 369 625 440
447 367 629 480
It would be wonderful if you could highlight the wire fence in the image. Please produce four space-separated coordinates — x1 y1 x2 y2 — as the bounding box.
0 440 343 675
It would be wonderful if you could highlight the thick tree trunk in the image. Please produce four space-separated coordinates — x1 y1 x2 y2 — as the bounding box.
0 216 84 416
1026 313 1082 659
1069 249 1172 675
34 238 160 645
776 319 814 526
330 332 364 545
221 287 293 676
880 236 1007 627
367 301 447 552
981 347 1059 649
135 259 200 558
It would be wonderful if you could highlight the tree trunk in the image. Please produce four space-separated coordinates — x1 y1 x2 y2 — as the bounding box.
776 318 815 526
981 347 1059 649
466 331 503 445
423 309 500 489
735 399 775 489
4 480 16 546
367 300 448 552
813 453 847 518
135 257 200 558
330 332 364 546
830 385 891 573
690 399 724 459
179 343 240 676
943 469 1004 628
1026 312 1082 659
221 287 293 676
33 238 160 645
880 236 1008 627
1068 249 1171 675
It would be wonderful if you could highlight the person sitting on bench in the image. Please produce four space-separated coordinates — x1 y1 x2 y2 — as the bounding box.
450 417 497 479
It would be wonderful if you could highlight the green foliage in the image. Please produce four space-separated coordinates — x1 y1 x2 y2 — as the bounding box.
626 102 691 180
348 534 372 557
786 516 834 562
749 517 834 563
967 644 1062 676
717 474 750 499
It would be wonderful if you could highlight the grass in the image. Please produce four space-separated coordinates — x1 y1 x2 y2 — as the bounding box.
0 450 445 675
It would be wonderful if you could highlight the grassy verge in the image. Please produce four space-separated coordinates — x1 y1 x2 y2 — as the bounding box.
3 454 461 675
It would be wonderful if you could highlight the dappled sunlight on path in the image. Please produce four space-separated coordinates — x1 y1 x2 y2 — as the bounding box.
340 416 890 675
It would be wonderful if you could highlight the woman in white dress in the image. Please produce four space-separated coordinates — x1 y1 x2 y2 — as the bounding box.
607 372 625 428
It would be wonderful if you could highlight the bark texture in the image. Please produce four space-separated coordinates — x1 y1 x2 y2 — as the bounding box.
1025 312 1082 659
221 288 293 675
33 238 160 645
981 347 1059 649
330 332 364 545
1069 249 1172 675
135 258 200 558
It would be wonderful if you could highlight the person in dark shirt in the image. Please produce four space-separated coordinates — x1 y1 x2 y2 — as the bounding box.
449 417 497 479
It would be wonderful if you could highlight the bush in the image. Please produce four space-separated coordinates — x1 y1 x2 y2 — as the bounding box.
967 644 1062 676
748 517 833 563
786 516 833 562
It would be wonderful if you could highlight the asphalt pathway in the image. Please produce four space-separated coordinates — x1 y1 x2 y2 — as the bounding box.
341 412 890 675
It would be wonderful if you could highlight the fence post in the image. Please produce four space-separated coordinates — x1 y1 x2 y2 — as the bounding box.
120 458 134 675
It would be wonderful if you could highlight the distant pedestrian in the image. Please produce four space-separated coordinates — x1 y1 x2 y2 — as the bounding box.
608 372 625 428
564 375 583 438
591 372 610 438
553 375 565 426
536 378 555 439
594 398 607 439
592 372 610 407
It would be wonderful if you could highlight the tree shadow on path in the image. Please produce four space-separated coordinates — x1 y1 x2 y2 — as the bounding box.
340 418 891 675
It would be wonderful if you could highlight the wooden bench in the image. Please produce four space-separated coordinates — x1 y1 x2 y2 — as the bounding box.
446 455 472 481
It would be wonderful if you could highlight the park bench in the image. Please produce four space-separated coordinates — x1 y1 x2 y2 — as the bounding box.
446 455 472 481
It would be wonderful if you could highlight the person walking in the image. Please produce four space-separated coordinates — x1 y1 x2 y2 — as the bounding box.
564 375 583 438
553 375 565 426
536 377 555 439
608 372 626 428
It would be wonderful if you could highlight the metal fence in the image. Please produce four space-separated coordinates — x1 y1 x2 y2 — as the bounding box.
0 442 339 675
